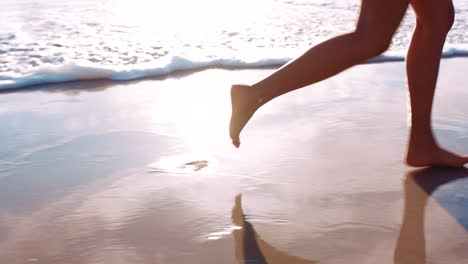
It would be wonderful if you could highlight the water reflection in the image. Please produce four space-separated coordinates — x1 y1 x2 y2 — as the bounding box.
232 168 468 264
395 168 468 264
232 194 319 264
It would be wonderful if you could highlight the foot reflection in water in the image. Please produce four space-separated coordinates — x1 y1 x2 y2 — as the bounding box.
230 167 468 264
395 167 468 264
231 194 319 264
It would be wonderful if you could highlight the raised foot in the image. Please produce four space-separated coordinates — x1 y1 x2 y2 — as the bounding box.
229 84 262 148
406 146 468 168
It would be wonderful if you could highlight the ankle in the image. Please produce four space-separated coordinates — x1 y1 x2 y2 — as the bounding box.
408 126 437 145
408 139 439 151
250 84 269 106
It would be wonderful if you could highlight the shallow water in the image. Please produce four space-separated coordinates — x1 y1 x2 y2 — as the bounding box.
0 59 467 263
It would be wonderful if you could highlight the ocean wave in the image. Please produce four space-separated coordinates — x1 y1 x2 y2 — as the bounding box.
1 46 468 90
0 33 16 41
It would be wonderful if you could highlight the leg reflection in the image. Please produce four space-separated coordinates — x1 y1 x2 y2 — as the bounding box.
394 168 468 264
231 194 319 264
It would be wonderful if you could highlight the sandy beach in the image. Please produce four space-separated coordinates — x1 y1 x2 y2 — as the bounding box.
0 58 467 264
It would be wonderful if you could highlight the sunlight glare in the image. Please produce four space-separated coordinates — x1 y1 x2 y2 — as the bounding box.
110 0 263 34
148 71 231 150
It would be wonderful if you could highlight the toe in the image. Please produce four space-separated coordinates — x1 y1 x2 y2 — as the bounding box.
232 138 240 148
461 155 468 165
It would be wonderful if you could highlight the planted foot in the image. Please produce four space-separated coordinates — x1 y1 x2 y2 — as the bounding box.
406 145 468 167
229 85 263 148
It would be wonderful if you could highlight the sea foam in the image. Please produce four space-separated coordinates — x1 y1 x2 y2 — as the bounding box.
1 45 468 90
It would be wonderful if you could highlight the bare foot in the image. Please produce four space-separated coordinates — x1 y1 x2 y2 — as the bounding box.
406 145 468 167
229 84 263 148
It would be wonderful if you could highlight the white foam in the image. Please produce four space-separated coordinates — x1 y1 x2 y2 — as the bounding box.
1 44 468 90
0 56 289 90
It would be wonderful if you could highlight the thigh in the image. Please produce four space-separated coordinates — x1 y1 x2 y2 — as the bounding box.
356 0 410 38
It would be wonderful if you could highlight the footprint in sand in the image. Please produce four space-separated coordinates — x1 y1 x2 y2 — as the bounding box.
149 155 215 174
180 160 209 171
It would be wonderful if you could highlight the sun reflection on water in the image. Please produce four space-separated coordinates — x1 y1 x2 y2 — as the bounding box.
109 0 265 35
148 70 231 150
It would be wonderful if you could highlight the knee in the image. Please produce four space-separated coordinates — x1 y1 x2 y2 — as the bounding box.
417 3 454 36
352 30 393 59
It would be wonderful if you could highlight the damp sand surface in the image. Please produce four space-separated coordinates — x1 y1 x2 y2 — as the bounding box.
0 59 467 264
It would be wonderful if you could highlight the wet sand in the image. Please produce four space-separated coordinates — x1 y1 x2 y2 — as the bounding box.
0 58 467 264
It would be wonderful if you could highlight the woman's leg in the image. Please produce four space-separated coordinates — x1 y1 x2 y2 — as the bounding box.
230 0 410 147
405 0 468 167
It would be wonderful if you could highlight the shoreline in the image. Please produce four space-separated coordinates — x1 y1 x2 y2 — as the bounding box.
2 53 468 92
